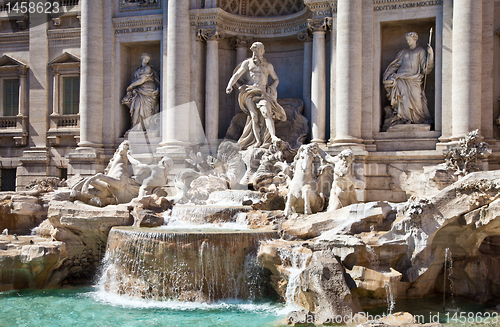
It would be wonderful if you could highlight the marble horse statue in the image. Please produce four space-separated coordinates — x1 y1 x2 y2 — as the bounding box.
71 141 139 206
280 144 332 217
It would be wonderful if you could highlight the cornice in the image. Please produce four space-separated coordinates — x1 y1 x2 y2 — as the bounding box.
189 7 311 38
112 15 163 29
0 31 29 43
47 28 81 40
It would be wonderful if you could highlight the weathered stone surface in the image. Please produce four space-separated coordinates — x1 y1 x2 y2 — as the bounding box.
298 251 361 323
282 202 394 240
0 194 47 235
131 209 164 227
0 235 66 291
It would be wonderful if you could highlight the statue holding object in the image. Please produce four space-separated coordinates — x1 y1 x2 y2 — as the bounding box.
382 31 434 130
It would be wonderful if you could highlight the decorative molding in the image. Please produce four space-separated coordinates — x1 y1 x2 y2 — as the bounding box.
47 28 81 40
307 17 329 32
119 0 161 12
47 28 81 46
0 31 29 44
112 15 163 29
189 7 310 38
373 0 443 12
229 35 253 48
198 27 225 41
297 29 312 42
112 15 163 34
304 1 334 17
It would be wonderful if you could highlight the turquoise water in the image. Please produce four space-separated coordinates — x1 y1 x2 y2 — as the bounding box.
0 287 288 327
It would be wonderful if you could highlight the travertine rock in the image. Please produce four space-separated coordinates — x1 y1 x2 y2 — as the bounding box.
0 194 46 235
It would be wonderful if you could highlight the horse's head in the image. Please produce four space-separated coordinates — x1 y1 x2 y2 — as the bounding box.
295 145 315 172
117 141 130 156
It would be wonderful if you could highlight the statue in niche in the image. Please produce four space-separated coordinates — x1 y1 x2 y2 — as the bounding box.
121 53 160 128
382 32 434 130
226 42 287 150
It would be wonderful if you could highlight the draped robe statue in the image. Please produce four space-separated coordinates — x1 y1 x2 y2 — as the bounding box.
121 53 160 127
226 42 286 150
383 32 434 126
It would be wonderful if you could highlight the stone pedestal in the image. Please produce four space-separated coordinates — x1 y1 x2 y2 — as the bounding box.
374 124 441 151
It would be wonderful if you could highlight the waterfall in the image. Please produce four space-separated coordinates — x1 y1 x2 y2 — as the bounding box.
365 245 379 271
165 205 251 227
443 248 457 311
385 280 397 314
98 227 278 302
276 245 312 309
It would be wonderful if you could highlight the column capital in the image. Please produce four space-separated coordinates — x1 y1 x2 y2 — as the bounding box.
229 36 253 49
308 17 330 33
198 27 225 42
297 29 313 42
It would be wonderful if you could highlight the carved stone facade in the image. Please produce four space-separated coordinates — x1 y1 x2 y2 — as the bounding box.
0 0 498 199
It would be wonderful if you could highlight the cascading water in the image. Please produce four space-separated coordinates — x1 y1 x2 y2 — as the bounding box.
165 204 251 227
443 247 457 311
385 280 397 314
98 226 278 302
276 245 312 309
365 244 379 271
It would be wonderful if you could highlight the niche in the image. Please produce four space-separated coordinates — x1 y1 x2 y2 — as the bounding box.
380 18 436 131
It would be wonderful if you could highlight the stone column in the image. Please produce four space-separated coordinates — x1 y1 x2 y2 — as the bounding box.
160 0 192 149
234 36 252 65
451 0 482 140
200 28 223 144
78 0 104 148
298 30 312 130
19 70 27 117
308 18 328 144
231 36 252 116
51 71 59 115
333 0 363 145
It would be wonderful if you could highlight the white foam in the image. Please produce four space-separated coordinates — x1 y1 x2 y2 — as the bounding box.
89 288 283 314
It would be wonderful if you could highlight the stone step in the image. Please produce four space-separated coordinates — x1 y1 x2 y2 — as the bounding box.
364 189 407 203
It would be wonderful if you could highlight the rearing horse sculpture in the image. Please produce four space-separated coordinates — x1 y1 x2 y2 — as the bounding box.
280 144 332 217
71 141 139 206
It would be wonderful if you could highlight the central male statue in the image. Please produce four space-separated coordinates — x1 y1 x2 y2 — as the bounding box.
226 42 286 150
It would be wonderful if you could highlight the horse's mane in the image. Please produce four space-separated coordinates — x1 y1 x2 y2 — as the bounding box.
104 142 129 175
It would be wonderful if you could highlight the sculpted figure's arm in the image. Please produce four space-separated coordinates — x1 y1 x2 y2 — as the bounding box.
126 66 153 92
383 50 404 83
226 60 249 94
423 45 434 74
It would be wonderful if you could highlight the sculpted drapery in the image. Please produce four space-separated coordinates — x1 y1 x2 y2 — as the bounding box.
122 53 160 127
383 32 434 125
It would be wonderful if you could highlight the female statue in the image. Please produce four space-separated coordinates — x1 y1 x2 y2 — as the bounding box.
121 53 160 127
383 32 434 126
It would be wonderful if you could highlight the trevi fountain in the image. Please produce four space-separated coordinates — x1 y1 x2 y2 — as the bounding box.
1 0 500 326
